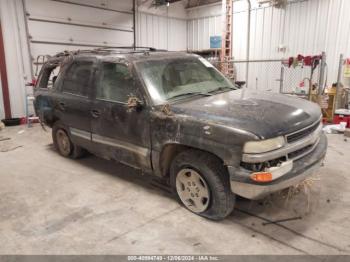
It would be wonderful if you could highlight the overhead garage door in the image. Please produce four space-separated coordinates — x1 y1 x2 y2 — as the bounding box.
24 0 134 74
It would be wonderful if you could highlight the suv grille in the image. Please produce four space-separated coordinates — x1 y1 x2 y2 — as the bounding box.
288 144 313 159
286 121 320 143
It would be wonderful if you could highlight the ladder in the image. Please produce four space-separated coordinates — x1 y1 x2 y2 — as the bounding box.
220 0 235 79
25 55 47 127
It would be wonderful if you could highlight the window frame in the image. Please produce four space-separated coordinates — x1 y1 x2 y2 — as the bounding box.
94 60 140 105
36 62 61 90
61 58 95 98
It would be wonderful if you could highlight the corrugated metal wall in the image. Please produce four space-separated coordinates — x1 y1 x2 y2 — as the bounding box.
136 1 187 51
187 0 350 88
136 12 187 51
187 3 222 50
187 15 222 51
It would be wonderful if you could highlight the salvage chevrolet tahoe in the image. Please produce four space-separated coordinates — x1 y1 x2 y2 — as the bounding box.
34 47 327 220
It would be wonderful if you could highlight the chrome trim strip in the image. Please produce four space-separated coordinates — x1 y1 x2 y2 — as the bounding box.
70 127 149 157
286 116 322 138
62 91 88 98
242 123 323 163
70 128 91 140
92 134 149 157
289 137 320 161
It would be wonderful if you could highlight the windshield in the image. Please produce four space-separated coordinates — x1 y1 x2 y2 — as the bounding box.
135 57 236 104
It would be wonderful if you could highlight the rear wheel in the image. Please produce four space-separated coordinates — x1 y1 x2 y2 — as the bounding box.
52 121 85 158
55 129 71 157
170 149 235 220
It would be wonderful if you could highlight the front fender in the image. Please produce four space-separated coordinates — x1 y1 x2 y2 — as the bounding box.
151 111 257 169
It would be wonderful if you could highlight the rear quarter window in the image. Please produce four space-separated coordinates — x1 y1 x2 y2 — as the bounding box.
37 65 61 89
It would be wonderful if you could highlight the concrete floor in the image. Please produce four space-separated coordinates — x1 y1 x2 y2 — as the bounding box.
0 124 349 255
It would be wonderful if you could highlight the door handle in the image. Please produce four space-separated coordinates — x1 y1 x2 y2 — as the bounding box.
91 109 101 118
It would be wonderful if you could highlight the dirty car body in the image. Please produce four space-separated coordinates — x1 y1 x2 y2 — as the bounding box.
34 49 327 220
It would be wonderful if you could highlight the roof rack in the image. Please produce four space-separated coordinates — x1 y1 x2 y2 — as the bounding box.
95 46 159 52
52 46 167 58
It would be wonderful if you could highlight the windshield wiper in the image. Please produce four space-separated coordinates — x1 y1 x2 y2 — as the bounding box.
168 92 212 101
208 86 235 94
167 86 235 101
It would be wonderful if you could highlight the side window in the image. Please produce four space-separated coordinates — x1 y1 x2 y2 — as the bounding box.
96 62 135 102
62 61 93 96
37 65 61 89
48 66 61 89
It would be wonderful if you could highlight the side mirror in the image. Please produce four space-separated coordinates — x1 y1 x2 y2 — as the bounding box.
235 81 246 89
127 96 143 112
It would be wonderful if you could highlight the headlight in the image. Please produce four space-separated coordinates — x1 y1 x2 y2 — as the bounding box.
243 136 285 154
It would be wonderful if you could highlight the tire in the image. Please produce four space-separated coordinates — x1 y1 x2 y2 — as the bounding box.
52 121 85 158
170 149 235 220
1 118 21 126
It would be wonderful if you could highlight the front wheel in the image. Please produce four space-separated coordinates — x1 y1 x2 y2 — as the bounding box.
170 150 235 220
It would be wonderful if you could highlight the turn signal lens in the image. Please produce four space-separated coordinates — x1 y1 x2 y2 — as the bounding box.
250 172 273 182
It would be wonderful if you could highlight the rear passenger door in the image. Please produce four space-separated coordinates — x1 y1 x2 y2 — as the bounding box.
90 61 152 171
56 59 95 147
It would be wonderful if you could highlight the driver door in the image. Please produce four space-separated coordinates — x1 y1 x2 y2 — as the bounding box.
90 61 152 171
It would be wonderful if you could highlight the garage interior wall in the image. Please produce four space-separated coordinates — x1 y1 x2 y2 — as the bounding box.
188 0 350 90
0 0 32 119
0 0 187 118
136 1 187 50
26 0 134 59
1 0 350 118
136 13 187 51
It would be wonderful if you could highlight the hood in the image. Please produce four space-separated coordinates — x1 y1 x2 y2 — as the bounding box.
170 89 321 139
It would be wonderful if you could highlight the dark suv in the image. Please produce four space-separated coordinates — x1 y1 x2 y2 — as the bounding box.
34 47 327 220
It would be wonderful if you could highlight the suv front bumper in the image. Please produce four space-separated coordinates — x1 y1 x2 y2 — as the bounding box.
228 133 327 200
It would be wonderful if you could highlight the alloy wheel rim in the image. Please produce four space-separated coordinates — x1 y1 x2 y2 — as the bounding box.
176 168 210 213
